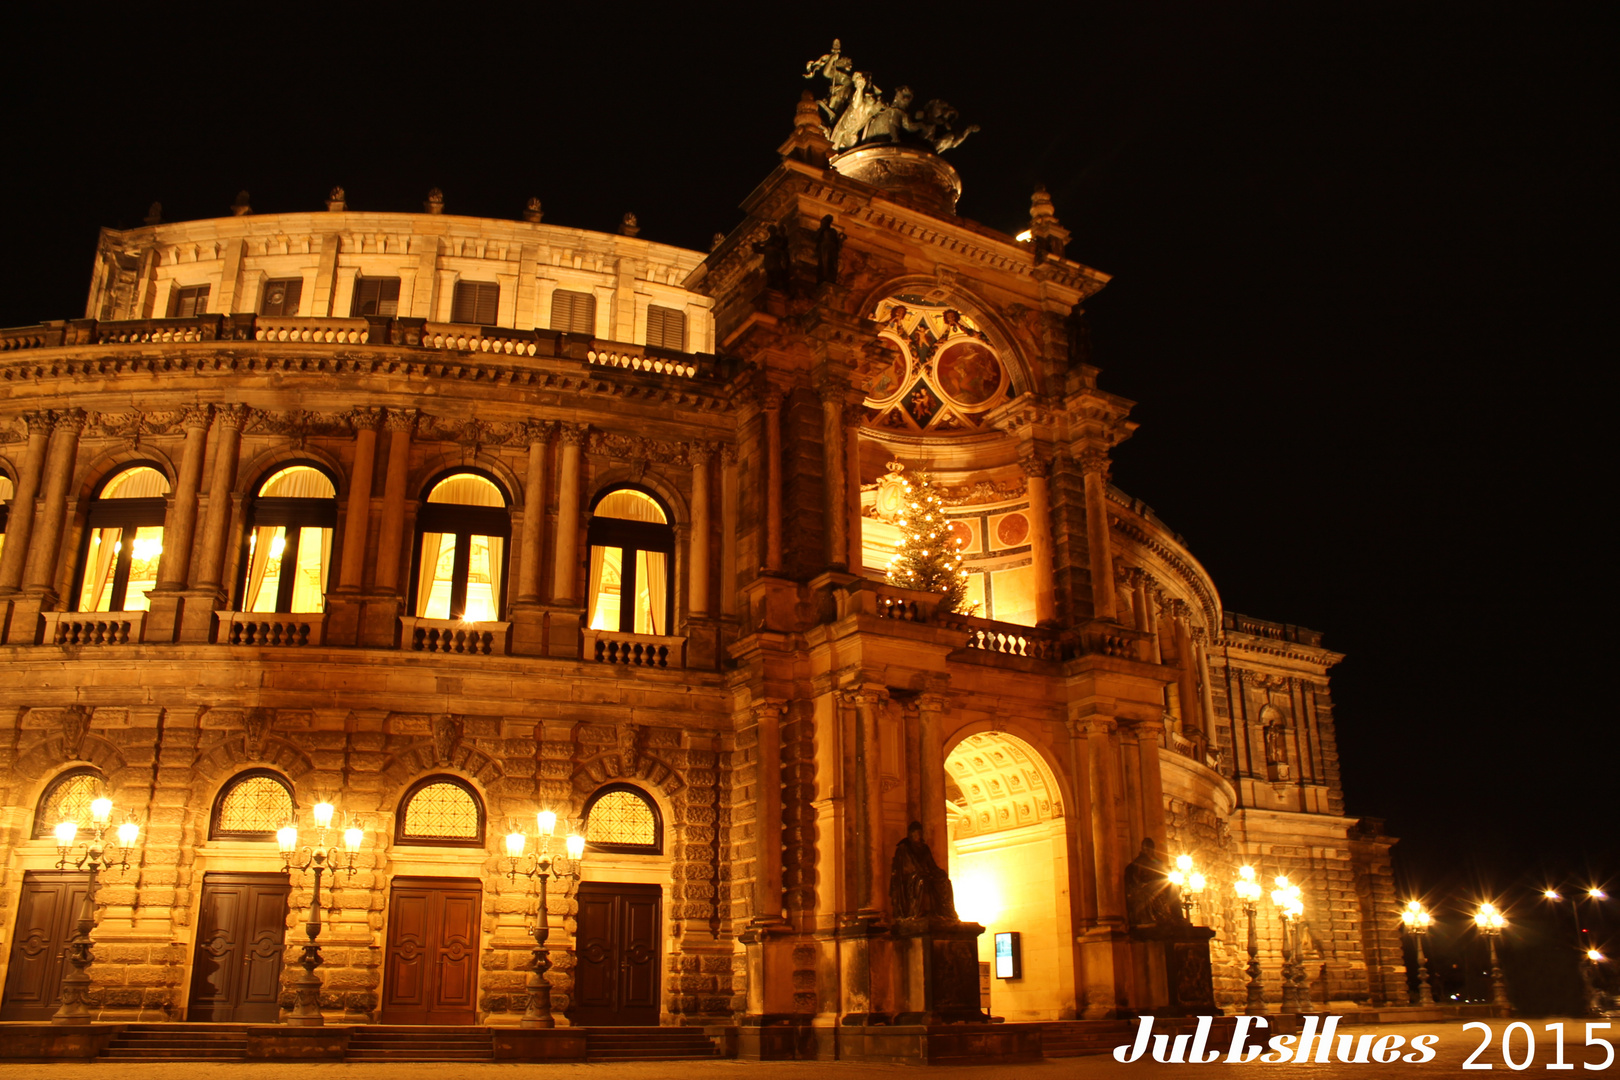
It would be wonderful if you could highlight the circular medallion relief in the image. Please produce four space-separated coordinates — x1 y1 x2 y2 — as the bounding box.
996 513 1030 547
949 520 973 550
933 340 1004 408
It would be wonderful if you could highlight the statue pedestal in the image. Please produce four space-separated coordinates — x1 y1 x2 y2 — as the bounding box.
1128 923 1221 1017
892 917 986 1025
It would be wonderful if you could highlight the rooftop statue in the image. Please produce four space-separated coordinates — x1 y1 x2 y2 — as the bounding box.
803 39 978 155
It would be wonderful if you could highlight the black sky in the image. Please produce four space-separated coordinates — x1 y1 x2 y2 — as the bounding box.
2 4 1612 917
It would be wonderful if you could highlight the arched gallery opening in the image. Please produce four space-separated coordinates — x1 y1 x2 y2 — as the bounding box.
944 731 1075 1020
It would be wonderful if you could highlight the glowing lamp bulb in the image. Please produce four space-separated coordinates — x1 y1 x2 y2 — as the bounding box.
1545 890 1562 900
566 833 585 860
1168 869 1185 887
1592 889 1608 901
90 797 113 825
54 820 78 847
1239 865 1256 882
1175 854 1194 872
1189 872 1207 894
505 831 526 858
277 825 298 853
344 826 364 853
312 802 335 828
117 821 140 847
1276 875 1291 888
537 810 557 837
269 533 286 558
1588 950 1605 963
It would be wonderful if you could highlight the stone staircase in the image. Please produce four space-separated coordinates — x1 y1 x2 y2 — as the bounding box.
99 1024 252 1061
347 1025 495 1062
586 1026 720 1061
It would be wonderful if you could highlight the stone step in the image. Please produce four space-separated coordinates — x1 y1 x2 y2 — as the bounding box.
102 1050 248 1060
349 1041 493 1050
347 1051 494 1061
107 1040 251 1049
588 1051 722 1061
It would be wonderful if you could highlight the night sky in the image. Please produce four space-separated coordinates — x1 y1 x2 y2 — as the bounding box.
3 4 1610 957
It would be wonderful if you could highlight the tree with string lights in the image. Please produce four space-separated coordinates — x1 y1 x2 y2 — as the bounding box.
886 469 974 614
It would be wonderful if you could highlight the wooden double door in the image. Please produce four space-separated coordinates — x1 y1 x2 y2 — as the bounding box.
381 877 482 1025
188 873 290 1022
1 871 91 1021
571 882 661 1026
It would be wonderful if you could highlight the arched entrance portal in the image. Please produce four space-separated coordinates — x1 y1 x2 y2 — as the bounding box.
944 731 1075 1020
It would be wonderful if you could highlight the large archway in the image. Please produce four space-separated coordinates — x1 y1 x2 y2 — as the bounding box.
944 731 1075 1020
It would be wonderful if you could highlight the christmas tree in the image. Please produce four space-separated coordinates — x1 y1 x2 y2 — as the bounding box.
886 469 975 614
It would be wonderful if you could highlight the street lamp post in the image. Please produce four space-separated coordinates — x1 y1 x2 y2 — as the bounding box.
1168 854 1207 922
1234 865 1265 1013
502 810 586 1029
277 802 362 1027
1400 900 1435 1007
1581 950 1607 1019
1270 875 1306 1012
1542 888 1607 1018
1473 902 1509 1012
51 797 140 1025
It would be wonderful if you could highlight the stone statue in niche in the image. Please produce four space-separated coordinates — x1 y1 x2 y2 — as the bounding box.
1264 723 1288 765
890 820 959 921
751 225 793 293
813 215 843 283
1124 838 1188 929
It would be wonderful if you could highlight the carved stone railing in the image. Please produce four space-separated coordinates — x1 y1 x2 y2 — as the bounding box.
420 321 546 356
1222 611 1323 647
254 317 369 345
42 611 144 645
586 347 699 378
936 611 1064 661
400 617 510 656
218 611 324 646
0 323 65 351
93 315 257 344
584 629 685 669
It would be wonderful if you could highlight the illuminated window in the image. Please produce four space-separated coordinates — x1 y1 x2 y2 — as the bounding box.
259 278 304 316
549 289 596 335
76 465 170 613
33 768 103 839
0 472 12 571
169 284 210 317
241 465 337 613
412 472 510 622
587 488 672 635
582 784 661 854
210 770 295 840
351 276 401 317
397 776 484 846
645 305 686 350
451 281 500 324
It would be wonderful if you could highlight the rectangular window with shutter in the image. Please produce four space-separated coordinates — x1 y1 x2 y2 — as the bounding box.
645 305 686 350
351 277 401 317
170 285 210 317
549 289 597 335
451 281 500 325
259 278 303 316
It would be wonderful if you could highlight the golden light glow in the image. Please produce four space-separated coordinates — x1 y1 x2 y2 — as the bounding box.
537 810 557 837
343 826 364 853
90 797 113 825
54 820 78 847
1189 871 1207 893
117 821 140 847
277 824 299 853
312 801 334 829
566 833 585 860
1400 900 1432 930
1015 229 1033 242
1239 864 1256 881
1175 854 1194 872
1591 889 1609 901
1588 949 1605 963
952 870 1002 927
1473 902 1506 931
505 831 527 857
1545 889 1562 900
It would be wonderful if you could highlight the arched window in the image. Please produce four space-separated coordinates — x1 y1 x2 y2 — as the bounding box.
76 465 170 612
587 488 673 635
412 472 510 622
582 783 662 854
0 472 13 569
210 769 295 840
396 775 485 846
33 767 104 839
241 465 338 613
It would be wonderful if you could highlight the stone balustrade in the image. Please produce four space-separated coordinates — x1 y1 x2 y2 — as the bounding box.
400 617 511 656
584 629 685 668
217 611 323 646
42 611 144 645
254 317 370 345
938 611 1063 660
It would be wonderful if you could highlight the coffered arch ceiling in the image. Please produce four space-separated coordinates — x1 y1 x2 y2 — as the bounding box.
945 731 1063 840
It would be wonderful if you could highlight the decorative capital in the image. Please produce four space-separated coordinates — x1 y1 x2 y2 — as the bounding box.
215 404 249 430
750 699 788 723
1076 448 1112 478
558 422 589 446
383 408 418 434
718 443 738 466
523 419 557 446
759 386 786 412
689 440 715 466
1018 452 1051 479
348 406 384 433
915 692 949 714
23 410 53 437
181 404 215 430
841 402 867 429
52 408 87 435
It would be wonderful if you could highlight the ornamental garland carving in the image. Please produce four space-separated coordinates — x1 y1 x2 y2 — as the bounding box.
240 408 358 438
587 430 690 466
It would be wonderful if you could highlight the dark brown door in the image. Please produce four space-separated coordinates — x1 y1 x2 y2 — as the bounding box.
381 877 481 1025
1 871 91 1021
188 873 289 1023
571 882 660 1026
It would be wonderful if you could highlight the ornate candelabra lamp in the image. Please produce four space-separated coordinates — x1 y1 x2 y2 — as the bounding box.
502 810 586 1028
1271 874 1307 1012
51 797 140 1024
1234 865 1265 1013
1168 854 1208 921
277 801 363 1027
1473 902 1509 1011
1400 899 1435 1006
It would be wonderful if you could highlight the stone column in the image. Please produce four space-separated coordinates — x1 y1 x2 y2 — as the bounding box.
144 406 213 641
843 404 864 572
848 688 888 914
194 405 247 593
819 384 848 571
719 445 738 616
358 408 414 646
324 408 380 646
0 412 51 595
1170 603 1203 738
1195 631 1218 750
1133 716 1169 853
751 700 786 924
762 391 783 573
1083 718 1125 924
515 421 553 604
915 693 949 857
1022 454 1057 624
22 408 86 596
688 442 712 617
551 424 585 605
1078 449 1117 621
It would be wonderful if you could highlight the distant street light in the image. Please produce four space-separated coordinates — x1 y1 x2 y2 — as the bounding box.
1543 886 1610 1018
1400 900 1436 1007
1472 902 1509 1012
1234 865 1265 1013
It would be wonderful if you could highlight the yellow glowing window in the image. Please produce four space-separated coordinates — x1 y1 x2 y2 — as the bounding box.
399 779 484 844
587 489 672 636
584 786 660 852
77 466 170 613
0 472 10 567
415 474 509 622
211 772 294 839
243 466 336 613
33 769 103 839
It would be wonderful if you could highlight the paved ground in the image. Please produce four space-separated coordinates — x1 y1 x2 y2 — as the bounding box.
0 1019 1612 1077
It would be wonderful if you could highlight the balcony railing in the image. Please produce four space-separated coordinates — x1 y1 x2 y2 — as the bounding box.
400 617 511 656
218 611 324 646
42 611 144 645
936 611 1063 661
584 629 686 668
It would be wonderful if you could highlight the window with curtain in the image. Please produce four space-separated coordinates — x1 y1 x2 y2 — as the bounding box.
587 488 673 636
645 304 687 350
451 281 500 324
210 770 295 840
582 783 662 854
76 465 170 613
396 775 484 846
240 465 337 614
549 289 596 335
33 768 104 839
0 472 12 570
413 472 510 622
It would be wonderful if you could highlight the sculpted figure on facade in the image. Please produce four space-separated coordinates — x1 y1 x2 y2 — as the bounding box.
802 40 977 154
890 820 959 921
1124 838 1188 929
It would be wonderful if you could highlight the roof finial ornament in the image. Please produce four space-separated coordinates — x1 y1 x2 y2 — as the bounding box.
327 186 347 212
619 212 640 237
424 188 445 214
522 196 543 223
710 232 726 252
143 202 162 226
231 190 252 216
802 38 978 154
1027 185 1071 263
